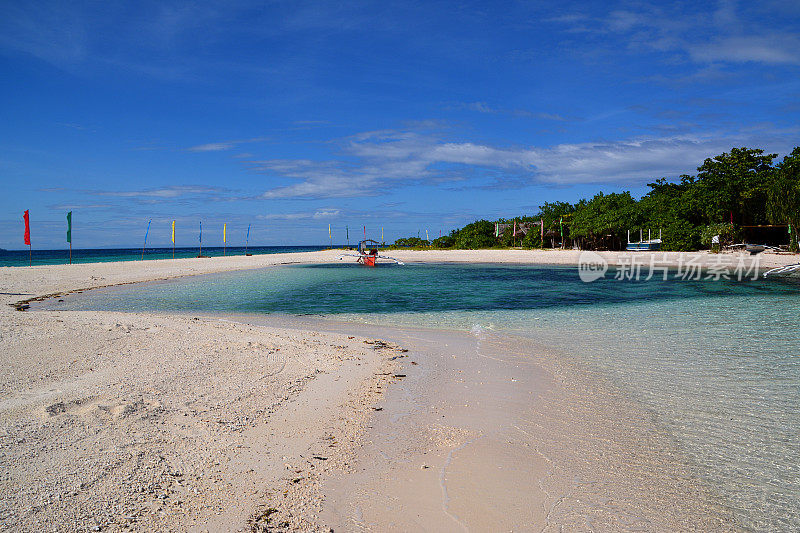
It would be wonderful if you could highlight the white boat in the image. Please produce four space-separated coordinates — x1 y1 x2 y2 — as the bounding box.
626 229 662 251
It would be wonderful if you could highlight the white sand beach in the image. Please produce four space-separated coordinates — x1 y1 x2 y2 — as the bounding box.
0 250 398 531
1 248 793 531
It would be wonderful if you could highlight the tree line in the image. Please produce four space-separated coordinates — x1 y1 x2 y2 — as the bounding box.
393 146 800 252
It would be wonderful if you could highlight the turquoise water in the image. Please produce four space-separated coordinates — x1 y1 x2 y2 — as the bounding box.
43 263 800 530
0 246 329 267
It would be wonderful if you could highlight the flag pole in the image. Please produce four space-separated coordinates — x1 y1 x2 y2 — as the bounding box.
141 220 151 260
172 220 175 259
67 211 72 265
199 221 202 257
513 220 517 247
223 223 227 256
23 210 31 266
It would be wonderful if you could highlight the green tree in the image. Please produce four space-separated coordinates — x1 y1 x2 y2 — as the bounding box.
520 227 542 248
694 147 777 225
453 220 496 249
431 235 455 248
638 176 701 250
499 226 514 247
767 146 800 251
571 192 640 249
700 222 738 250
417 146 798 253
394 237 428 247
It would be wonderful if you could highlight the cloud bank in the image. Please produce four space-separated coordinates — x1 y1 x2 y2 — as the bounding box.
252 129 792 199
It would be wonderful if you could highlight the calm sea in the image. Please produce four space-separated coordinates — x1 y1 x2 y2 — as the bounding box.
39 263 800 531
0 246 329 267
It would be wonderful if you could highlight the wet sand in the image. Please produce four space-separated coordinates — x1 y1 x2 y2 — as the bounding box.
243 317 737 532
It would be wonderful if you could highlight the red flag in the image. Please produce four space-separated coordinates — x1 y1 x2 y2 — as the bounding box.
23 210 30 246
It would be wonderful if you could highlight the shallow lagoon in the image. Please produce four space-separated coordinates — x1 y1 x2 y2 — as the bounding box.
45 263 800 530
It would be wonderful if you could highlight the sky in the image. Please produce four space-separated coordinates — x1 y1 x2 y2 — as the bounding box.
1 0 799 249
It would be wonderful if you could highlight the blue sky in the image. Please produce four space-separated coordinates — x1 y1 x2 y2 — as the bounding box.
1 0 799 249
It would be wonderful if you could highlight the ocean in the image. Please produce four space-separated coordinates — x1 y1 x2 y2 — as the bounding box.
38 263 800 530
0 246 329 267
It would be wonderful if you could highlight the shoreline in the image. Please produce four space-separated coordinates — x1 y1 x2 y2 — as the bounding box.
0 250 780 530
5 248 798 311
229 315 739 531
0 251 405 531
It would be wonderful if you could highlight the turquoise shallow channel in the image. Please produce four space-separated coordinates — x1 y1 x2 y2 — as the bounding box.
44 263 800 530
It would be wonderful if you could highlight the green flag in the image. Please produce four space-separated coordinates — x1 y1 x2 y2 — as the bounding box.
66 211 72 243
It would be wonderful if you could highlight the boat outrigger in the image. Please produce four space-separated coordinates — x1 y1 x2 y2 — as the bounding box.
764 263 800 277
339 239 404 266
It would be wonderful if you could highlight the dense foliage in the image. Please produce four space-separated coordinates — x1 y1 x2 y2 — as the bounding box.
394 236 429 247
392 146 800 251
453 220 496 249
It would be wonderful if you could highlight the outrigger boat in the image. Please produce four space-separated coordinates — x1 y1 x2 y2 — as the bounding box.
339 239 404 266
728 243 784 255
626 229 662 251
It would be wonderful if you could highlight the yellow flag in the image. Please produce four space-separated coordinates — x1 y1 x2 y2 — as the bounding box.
328 223 331 239
223 223 227 243
171 221 175 243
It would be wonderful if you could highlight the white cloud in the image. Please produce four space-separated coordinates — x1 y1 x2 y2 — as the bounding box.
466 101 495 113
258 209 341 220
50 204 113 210
549 3 800 67
253 127 795 199
689 35 800 65
187 142 236 152
523 137 718 183
96 186 224 199
605 10 647 32
459 102 570 121
312 209 340 219
186 137 268 153
0 2 88 66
